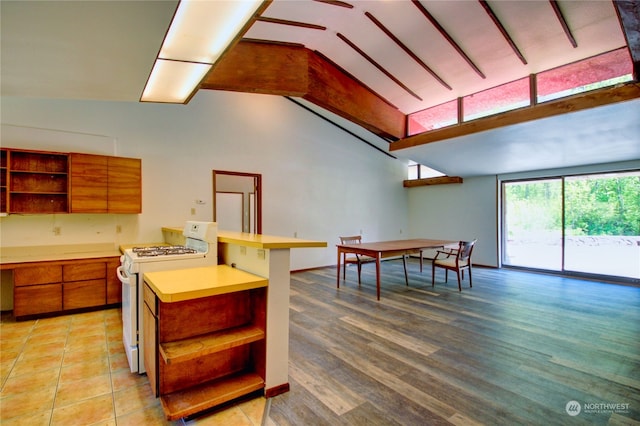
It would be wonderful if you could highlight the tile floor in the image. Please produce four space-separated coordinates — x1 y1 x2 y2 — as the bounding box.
0 308 272 425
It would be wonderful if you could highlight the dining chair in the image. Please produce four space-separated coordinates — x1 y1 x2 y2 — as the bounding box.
339 235 375 284
431 239 477 291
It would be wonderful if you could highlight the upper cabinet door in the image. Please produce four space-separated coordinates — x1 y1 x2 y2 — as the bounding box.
108 156 141 214
69 153 108 213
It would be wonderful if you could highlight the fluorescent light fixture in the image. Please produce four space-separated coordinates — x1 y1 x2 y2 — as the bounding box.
141 0 264 103
141 59 212 103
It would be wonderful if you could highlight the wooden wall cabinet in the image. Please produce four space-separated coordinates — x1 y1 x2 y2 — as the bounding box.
69 153 141 214
8 150 69 214
144 283 267 420
12 257 121 320
1 149 7 213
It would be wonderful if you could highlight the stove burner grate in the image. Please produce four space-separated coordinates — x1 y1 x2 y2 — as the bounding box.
132 246 199 257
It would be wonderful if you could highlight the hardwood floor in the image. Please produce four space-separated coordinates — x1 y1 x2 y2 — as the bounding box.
268 259 640 426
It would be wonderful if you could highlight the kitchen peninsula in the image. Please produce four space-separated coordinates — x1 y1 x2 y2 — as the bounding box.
148 228 326 420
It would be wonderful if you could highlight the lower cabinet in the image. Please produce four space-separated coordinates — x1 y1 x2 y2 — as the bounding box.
12 256 121 319
144 282 266 421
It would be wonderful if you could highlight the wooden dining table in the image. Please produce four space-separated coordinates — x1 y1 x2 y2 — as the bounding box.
336 238 457 300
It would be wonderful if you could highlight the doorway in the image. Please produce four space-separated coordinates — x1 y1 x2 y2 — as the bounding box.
212 170 262 234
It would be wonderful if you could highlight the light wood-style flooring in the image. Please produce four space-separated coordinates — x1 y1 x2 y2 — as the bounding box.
268 259 640 425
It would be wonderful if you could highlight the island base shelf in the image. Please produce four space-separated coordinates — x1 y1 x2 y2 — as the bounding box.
160 371 265 421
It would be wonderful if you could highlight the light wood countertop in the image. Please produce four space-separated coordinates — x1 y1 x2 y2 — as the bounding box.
0 243 121 268
144 265 268 303
162 227 326 249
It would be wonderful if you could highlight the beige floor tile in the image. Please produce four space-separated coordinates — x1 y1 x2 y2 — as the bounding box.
0 327 33 341
116 404 179 426
50 393 114 425
31 322 69 336
34 316 71 329
54 373 112 408
66 334 107 353
59 357 110 383
0 386 56 420
20 340 67 357
113 382 158 417
0 409 52 426
111 368 149 392
10 353 63 376
109 351 130 372
62 345 108 365
184 405 253 426
0 367 59 396
26 330 67 346
238 397 267 425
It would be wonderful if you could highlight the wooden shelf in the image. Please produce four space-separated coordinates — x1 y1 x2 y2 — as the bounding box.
160 371 264 421
160 324 265 365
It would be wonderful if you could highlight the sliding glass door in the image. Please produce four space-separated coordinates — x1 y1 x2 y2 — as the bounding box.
502 171 640 280
503 179 563 270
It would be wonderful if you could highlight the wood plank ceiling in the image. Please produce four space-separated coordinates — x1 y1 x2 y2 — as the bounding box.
202 0 639 143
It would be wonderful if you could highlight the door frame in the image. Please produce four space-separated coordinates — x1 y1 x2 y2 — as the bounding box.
212 170 262 234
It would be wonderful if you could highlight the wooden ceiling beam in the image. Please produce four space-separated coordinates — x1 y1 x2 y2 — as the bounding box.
614 0 640 81
479 0 527 65
200 40 405 139
549 0 577 48
390 83 640 151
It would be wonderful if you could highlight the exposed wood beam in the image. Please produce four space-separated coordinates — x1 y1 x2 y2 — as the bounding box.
200 40 405 139
613 0 640 81
305 50 406 139
412 0 485 79
256 16 326 31
336 32 423 101
390 83 640 151
549 0 577 48
312 0 353 9
365 12 452 90
479 0 527 65
403 176 463 187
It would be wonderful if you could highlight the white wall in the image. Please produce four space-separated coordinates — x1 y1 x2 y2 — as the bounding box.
407 175 499 267
1 91 409 270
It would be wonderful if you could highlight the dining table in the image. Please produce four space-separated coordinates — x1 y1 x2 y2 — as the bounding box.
336 238 457 300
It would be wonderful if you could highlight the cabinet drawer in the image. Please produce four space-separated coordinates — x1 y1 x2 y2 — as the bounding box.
63 279 106 310
106 260 121 304
14 265 62 286
63 262 106 282
14 283 62 316
144 283 157 316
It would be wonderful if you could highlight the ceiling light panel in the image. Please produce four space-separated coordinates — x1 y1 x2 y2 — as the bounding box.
161 0 263 63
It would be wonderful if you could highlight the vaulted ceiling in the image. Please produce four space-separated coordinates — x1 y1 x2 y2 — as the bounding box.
1 1 639 177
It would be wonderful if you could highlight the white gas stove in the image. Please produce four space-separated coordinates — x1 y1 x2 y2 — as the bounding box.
117 221 218 373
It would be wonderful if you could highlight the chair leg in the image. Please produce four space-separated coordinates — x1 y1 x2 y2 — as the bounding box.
456 270 462 291
402 255 408 286
445 270 448 283
468 267 472 288
419 250 423 273
357 262 362 285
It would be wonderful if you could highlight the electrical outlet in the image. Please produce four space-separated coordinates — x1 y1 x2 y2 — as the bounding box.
240 246 246 255
53 227 61 236
116 225 122 234
191 208 196 215
294 231 297 238
257 249 265 260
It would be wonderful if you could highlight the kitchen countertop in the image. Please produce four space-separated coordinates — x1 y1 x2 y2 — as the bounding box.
144 264 269 303
0 243 122 268
162 227 327 249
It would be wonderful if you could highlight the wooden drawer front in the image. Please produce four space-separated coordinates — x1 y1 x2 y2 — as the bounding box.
144 283 157 316
63 262 106 282
14 265 62 286
14 284 62 316
63 279 106 310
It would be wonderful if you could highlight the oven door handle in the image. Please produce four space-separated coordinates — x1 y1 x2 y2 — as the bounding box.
117 266 131 285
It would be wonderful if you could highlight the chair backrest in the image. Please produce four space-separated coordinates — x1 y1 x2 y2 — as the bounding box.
340 235 362 245
458 239 477 261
